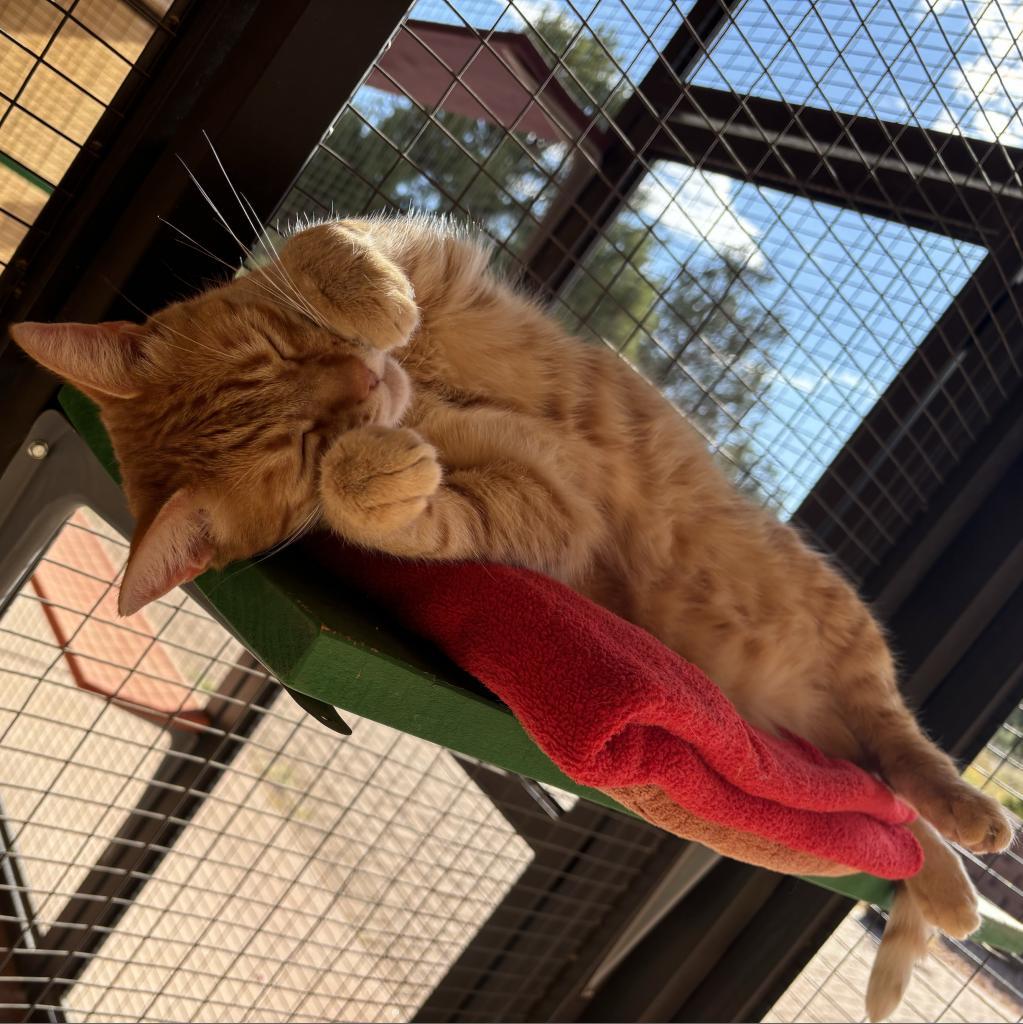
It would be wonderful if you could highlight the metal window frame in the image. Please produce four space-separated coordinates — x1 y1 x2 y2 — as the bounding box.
521 0 744 295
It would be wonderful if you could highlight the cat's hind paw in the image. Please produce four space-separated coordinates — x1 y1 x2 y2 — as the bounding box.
914 779 1015 854
906 818 980 940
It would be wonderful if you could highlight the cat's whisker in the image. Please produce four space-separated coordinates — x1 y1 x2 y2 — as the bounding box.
201 131 274 262
237 193 332 332
159 217 240 274
99 268 223 360
251 279 320 323
178 157 270 275
199 134 331 332
160 215 326 328
241 257 339 328
242 229 333 332
288 504 322 546
261 506 320 558
201 130 256 232
159 206 296 317
247 251 326 326
166 191 300 329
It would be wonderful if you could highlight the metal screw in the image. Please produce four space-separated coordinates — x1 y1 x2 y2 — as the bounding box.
26 440 49 460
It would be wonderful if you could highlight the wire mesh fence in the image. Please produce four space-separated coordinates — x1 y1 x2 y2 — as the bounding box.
274 0 1019 563
253 0 1023 1018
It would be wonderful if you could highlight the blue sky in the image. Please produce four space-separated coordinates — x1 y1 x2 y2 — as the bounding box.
317 0 1012 513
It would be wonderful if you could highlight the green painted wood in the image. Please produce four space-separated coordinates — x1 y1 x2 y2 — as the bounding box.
804 872 892 909
57 385 1023 953
0 150 54 195
975 896 1023 954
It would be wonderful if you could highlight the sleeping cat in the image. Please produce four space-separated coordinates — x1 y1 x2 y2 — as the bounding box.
10 215 1014 1020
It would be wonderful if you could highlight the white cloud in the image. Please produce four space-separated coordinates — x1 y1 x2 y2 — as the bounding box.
832 367 873 393
925 0 1023 144
637 165 763 265
505 0 550 23
787 370 819 394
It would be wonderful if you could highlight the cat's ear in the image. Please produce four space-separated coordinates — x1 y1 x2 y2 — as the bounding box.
119 489 214 617
9 320 147 399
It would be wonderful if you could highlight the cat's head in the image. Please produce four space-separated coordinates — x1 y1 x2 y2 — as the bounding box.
9 222 418 616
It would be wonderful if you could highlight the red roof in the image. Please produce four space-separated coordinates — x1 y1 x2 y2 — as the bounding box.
368 20 606 153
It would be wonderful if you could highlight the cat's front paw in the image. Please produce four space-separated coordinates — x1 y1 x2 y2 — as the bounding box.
320 426 441 540
375 280 420 351
279 223 420 351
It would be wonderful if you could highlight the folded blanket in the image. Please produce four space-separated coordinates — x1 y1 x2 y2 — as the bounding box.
319 544 923 880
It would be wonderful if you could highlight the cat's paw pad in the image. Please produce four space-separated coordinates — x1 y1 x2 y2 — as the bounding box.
920 781 1015 854
320 426 440 537
949 786 1015 853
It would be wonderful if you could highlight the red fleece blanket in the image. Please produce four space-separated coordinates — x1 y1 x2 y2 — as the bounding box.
322 545 923 880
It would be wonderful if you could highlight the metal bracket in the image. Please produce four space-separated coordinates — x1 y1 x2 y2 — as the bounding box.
0 409 133 617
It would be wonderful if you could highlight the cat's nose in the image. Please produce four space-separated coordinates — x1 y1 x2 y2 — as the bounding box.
356 366 380 401
354 364 380 403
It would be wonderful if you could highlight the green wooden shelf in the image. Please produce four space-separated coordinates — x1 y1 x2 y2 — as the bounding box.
58 386 1023 953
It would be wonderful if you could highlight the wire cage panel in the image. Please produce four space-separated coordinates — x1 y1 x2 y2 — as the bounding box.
264 1 1023 1020
693 0 1023 144
769 688 1023 1022
0 0 175 269
0 507 664 1023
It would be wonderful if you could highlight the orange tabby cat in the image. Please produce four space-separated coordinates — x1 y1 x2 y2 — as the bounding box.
10 216 1014 1019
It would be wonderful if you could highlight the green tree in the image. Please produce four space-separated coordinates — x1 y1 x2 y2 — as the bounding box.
291 11 785 500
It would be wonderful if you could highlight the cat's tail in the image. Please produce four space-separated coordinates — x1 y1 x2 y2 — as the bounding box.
865 883 932 1022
